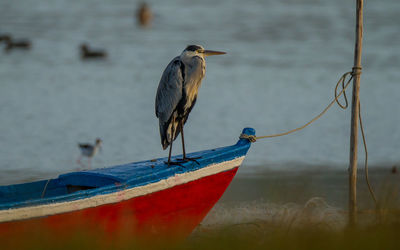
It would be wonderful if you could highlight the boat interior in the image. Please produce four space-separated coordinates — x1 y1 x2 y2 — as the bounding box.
0 171 123 206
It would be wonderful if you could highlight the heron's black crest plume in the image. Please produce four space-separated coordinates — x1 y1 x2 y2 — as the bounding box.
185 45 203 52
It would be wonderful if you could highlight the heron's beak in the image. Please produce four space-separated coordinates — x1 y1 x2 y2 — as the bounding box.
203 50 226 56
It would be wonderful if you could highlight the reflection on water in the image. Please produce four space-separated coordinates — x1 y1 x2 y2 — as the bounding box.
0 0 399 184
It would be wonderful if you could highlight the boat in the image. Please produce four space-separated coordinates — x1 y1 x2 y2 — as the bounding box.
0 128 255 240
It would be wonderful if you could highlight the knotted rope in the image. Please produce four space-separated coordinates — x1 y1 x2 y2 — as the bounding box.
240 68 378 207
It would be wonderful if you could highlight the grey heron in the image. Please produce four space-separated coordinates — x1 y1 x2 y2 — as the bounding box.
155 45 226 165
77 138 102 169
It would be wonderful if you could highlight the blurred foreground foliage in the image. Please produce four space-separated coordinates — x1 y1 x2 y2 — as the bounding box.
2 212 400 250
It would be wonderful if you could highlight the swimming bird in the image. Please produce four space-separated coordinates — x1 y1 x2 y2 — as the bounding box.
0 34 9 43
80 43 107 59
136 2 153 27
77 138 102 169
155 45 226 165
0 35 31 52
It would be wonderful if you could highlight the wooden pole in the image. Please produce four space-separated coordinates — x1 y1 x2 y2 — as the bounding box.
349 0 364 227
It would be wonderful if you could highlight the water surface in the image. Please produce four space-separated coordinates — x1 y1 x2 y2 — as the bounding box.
0 0 399 184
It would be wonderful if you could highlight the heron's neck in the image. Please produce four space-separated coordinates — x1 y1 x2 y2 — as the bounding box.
180 51 204 64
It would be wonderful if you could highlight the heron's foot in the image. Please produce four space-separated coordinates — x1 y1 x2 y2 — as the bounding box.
177 156 201 165
164 160 185 167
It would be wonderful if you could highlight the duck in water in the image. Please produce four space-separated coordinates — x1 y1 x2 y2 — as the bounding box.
136 2 153 27
80 43 107 59
0 34 31 52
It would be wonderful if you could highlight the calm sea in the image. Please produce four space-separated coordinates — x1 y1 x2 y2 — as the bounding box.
0 0 399 185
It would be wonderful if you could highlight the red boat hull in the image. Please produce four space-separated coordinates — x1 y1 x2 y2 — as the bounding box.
0 167 238 241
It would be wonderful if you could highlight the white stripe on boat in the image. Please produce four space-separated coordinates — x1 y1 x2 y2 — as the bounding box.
0 156 244 223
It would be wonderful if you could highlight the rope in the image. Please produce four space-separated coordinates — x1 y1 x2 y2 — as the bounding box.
240 68 378 208
359 101 378 206
350 67 376 207
41 179 51 198
239 71 353 142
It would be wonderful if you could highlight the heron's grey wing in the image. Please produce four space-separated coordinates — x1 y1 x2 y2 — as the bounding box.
155 57 184 123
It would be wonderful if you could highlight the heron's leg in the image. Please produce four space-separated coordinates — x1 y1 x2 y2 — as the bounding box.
167 138 173 164
165 142 185 167
178 120 201 165
164 121 185 167
180 120 186 159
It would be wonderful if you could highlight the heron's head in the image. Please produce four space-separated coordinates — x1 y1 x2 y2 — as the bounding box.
180 45 226 61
